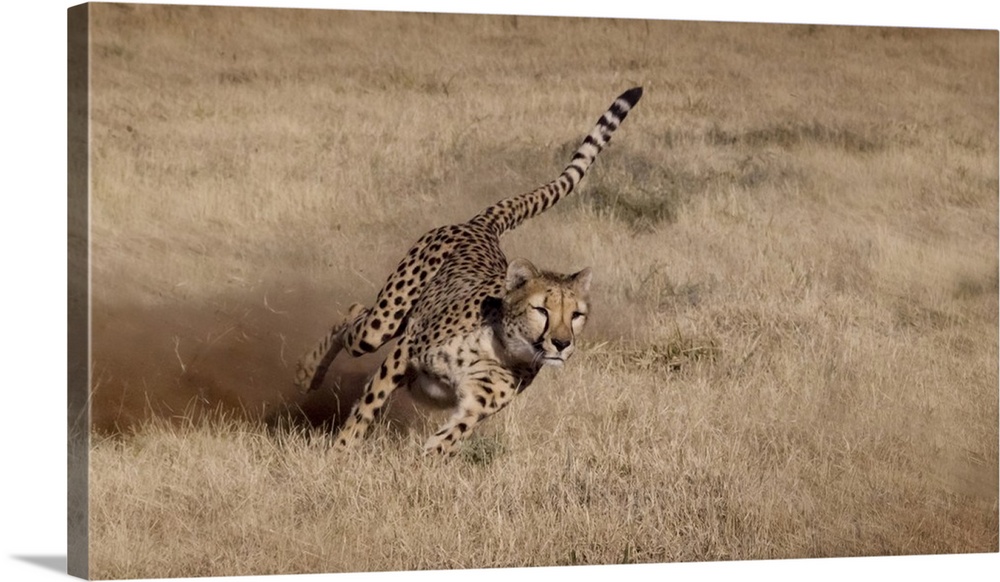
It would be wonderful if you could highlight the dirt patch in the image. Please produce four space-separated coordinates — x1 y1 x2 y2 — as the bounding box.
90 284 423 435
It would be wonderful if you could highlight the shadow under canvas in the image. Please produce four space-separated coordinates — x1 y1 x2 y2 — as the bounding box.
12 555 68 574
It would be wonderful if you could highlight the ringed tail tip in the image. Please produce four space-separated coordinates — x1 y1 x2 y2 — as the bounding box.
620 86 643 106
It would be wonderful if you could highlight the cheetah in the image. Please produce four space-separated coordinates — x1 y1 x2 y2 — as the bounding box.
296 87 643 455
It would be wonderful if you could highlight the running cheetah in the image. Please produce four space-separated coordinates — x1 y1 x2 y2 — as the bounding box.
297 87 643 455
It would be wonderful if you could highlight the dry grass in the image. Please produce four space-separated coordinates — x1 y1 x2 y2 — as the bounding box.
86 4 998 579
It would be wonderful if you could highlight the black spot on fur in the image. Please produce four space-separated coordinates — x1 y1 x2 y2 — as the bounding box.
481 296 502 321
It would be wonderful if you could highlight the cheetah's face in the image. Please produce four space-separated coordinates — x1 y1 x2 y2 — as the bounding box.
502 258 592 367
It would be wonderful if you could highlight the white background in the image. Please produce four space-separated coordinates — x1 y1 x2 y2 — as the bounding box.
1 1 997 581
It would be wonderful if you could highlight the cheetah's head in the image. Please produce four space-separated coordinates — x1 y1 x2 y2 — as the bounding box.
501 258 591 368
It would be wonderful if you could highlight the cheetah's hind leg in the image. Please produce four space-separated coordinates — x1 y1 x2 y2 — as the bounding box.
295 303 367 393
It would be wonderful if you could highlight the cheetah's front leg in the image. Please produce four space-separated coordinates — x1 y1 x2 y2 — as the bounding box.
423 370 519 456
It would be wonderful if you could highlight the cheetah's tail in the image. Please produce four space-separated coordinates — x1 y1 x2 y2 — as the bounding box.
475 86 643 235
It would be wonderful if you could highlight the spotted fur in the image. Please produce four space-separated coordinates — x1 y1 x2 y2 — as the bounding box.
296 87 642 455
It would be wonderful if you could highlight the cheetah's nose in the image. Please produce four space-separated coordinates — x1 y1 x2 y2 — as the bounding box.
552 338 571 352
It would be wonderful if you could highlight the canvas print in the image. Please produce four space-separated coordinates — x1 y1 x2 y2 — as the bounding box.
68 3 998 579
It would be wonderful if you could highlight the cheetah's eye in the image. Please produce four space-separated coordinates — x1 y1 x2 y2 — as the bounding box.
533 306 548 318
572 311 586 320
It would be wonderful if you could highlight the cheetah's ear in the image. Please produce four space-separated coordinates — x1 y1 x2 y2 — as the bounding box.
506 258 539 292
571 267 592 295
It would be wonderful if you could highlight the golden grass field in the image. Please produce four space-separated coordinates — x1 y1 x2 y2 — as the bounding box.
84 4 998 579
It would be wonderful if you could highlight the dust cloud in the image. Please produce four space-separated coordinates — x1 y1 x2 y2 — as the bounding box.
89 283 422 435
